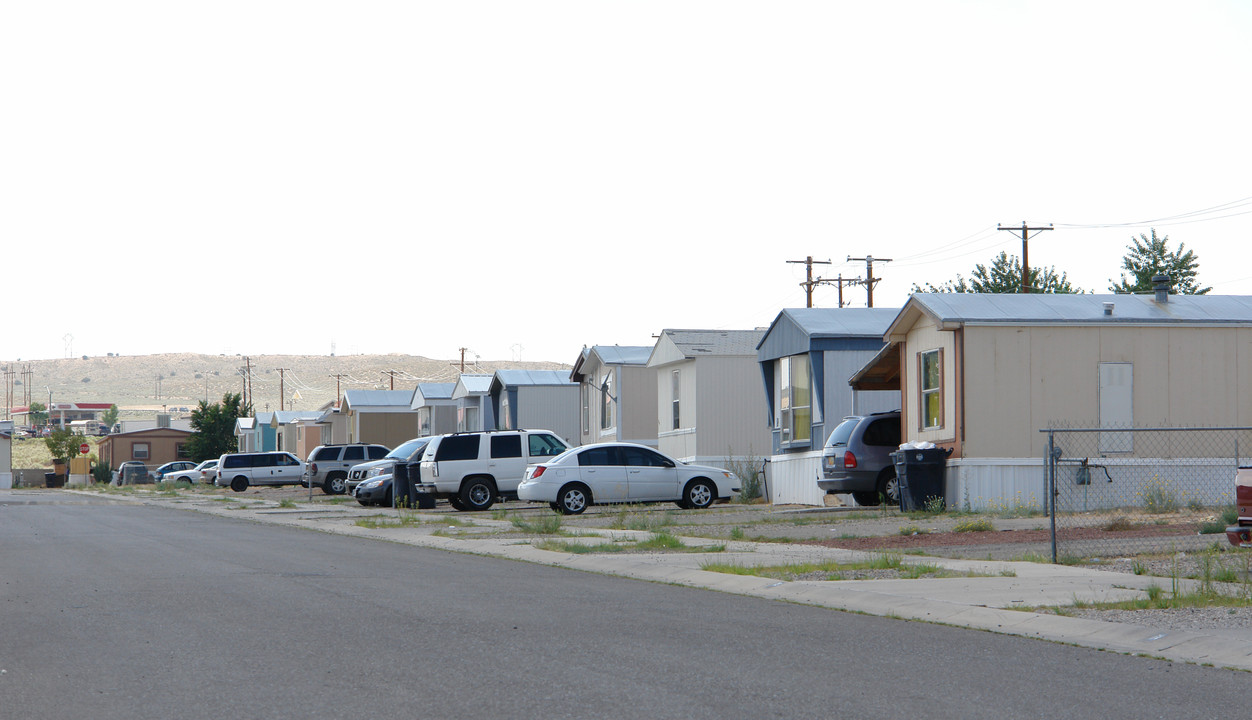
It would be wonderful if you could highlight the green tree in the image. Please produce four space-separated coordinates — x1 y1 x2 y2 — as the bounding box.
184 392 249 462
100 404 119 430
28 400 48 426
45 426 83 464
912 252 1082 294
1109 228 1209 294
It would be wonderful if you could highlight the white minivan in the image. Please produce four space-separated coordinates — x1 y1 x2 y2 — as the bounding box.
215 451 305 492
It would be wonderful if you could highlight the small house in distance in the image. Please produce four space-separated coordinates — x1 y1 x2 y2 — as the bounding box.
410 382 458 437
340 390 419 449
450 374 494 433
489 370 579 446
646 328 770 467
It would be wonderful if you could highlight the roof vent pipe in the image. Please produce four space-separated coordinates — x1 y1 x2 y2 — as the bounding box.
1152 274 1170 303
1103 302 1114 316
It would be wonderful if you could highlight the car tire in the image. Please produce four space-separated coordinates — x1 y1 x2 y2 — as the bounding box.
457 477 497 512
684 479 715 510
555 484 589 515
383 488 393 508
230 476 249 493
851 490 880 506
323 473 348 495
357 499 372 506
877 468 900 506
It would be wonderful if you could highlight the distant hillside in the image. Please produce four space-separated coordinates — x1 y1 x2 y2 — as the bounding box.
2 353 571 419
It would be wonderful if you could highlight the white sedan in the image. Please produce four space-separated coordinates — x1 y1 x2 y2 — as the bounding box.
163 459 218 484
517 443 740 515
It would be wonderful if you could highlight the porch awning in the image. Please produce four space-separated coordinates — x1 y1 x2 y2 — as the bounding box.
849 342 900 391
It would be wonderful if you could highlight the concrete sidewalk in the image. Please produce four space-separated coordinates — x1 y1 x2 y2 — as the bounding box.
72 490 1252 672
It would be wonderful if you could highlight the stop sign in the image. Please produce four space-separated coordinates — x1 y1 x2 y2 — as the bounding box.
79 443 90 455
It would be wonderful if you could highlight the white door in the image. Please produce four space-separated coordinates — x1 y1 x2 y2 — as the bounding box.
576 446 628 503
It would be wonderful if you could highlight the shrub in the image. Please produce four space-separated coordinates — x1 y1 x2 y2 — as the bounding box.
1138 475 1179 514
954 518 995 533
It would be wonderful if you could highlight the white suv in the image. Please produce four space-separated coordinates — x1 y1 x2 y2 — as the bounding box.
215 452 305 492
416 430 570 511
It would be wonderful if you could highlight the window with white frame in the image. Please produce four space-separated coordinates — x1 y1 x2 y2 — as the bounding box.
920 349 943 430
500 395 513 430
132 442 149 460
600 371 614 430
671 370 681 430
581 383 590 434
778 355 811 444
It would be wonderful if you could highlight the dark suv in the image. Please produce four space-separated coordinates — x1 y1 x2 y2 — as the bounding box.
817 411 901 506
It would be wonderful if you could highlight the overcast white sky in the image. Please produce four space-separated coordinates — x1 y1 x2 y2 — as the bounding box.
3 1 1249 365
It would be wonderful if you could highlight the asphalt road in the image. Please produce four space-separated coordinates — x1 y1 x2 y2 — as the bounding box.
1 492 1245 719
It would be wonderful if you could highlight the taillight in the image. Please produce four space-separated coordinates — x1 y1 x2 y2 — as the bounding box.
843 451 857 469
531 466 547 479
310 463 318 473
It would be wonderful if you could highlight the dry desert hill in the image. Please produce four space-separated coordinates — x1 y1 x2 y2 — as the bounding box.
2 353 571 418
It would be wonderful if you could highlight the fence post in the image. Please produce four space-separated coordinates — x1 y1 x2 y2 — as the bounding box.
1048 430 1057 564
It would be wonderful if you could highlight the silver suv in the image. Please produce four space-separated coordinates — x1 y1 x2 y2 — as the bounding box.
303 443 390 495
416 430 570 511
817 411 901 506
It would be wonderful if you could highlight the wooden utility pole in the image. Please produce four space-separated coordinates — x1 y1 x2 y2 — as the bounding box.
329 373 349 405
786 256 832 308
846 255 892 307
997 222 1053 293
381 370 403 390
275 368 289 411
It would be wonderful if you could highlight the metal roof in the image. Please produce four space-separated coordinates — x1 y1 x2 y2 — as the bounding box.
590 345 653 366
342 390 414 408
760 308 899 345
415 382 455 400
908 292 1252 326
659 329 765 357
454 374 494 394
493 369 576 387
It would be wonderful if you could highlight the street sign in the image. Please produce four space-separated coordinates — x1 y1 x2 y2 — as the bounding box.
79 443 90 455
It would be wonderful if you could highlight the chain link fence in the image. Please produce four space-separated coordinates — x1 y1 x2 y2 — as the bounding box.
1044 426 1251 562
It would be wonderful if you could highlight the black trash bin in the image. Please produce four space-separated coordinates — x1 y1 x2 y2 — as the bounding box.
891 447 950 512
393 462 413 508
409 462 435 509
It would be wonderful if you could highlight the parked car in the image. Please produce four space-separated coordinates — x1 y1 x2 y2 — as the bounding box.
816 410 902 506
347 437 433 494
354 475 394 507
112 461 149 484
416 430 571 511
152 460 199 482
163 459 217 484
301 443 390 495
517 442 740 515
215 451 305 492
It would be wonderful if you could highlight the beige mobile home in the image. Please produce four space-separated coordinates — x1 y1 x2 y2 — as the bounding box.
570 345 658 447
647 329 770 467
854 291 1252 509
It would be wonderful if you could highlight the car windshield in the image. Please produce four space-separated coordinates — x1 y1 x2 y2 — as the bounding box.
387 438 428 460
825 418 860 448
